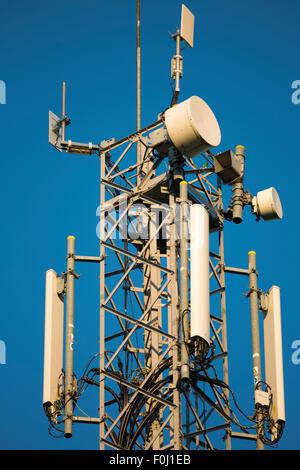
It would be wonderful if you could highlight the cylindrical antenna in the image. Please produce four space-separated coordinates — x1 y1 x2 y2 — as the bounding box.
61 82 66 142
190 204 210 359
136 0 142 185
232 145 245 223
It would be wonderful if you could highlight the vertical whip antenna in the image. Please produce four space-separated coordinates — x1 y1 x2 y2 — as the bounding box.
136 0 142 184
61 82 66 142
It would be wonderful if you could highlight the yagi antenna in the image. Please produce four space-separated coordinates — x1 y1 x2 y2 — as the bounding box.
170 4 195 107
61 81 67 142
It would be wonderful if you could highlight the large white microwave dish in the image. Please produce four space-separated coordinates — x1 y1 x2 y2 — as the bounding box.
164 96 221 157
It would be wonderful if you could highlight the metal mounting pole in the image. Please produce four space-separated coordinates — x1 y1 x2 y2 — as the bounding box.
248 250 264 450
171 31 181 107
180 181 190 382
168 192 182 449
99 153 106 450
174 31 181 97
136 0 142 185
218 177 232 450
64 235 75 438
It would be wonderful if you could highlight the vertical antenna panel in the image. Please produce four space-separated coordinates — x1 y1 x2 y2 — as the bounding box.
43 269 64 410
180 4 194 48
263 286 285 424
190 204 210 344
49 110 62 152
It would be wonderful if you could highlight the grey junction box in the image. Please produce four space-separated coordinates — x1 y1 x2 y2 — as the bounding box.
213 150 242 185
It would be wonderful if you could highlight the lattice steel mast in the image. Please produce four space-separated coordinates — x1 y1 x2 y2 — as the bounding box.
43 3 285 451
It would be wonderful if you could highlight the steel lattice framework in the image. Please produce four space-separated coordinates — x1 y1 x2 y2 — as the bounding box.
45 93 284 451
44 5 285 451
95 130 233 450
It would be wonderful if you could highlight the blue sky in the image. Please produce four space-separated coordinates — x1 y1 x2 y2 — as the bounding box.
0 0 299 451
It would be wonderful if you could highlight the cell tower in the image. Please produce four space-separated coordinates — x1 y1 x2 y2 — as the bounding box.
43 3 285 451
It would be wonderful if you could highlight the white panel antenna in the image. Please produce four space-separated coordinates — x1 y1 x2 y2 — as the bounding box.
49 110 63 152
263 286 285 438
190 204 210 347
180 4 195 48
43 269 64 417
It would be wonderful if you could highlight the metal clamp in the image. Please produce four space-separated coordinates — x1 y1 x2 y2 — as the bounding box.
243 287 262 298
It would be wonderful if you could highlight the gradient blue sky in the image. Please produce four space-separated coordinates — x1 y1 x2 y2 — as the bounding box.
0 0 299 451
